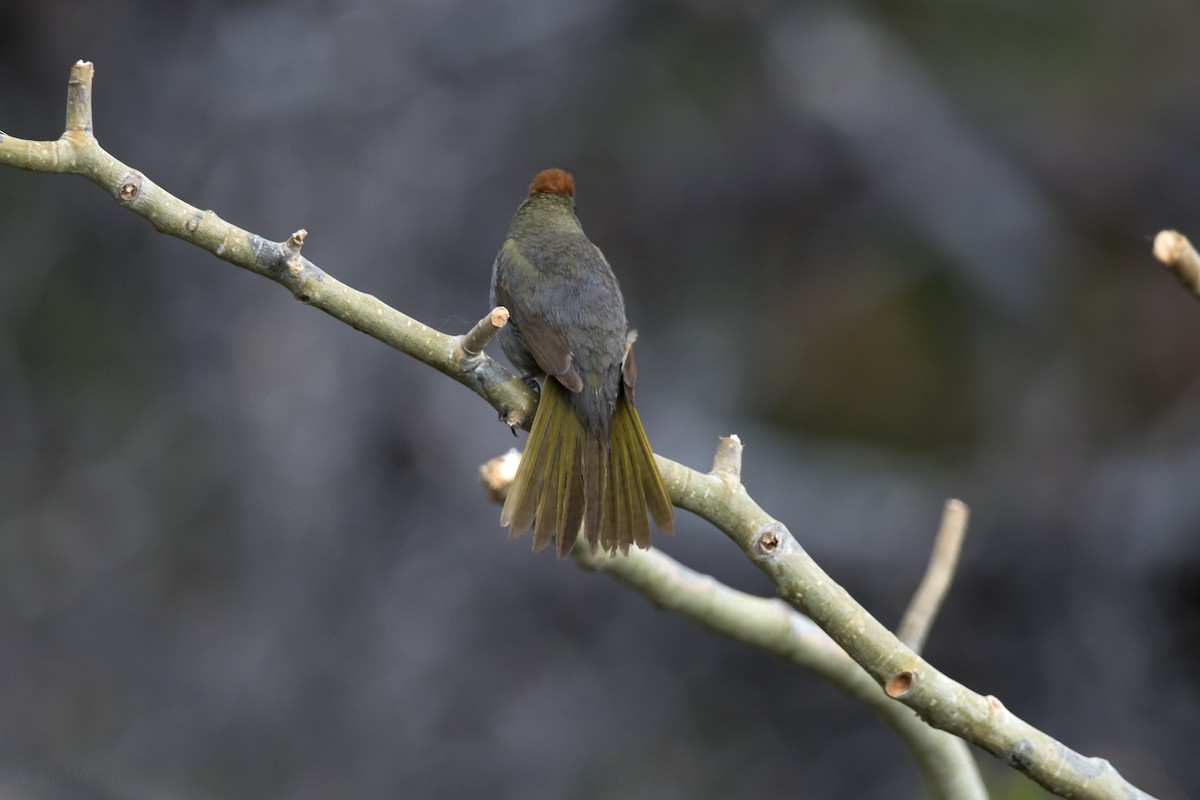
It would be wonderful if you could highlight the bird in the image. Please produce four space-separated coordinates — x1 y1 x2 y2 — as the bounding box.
490 168 674 557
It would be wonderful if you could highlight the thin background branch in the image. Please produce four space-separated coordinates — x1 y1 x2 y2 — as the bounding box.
898 499 969 654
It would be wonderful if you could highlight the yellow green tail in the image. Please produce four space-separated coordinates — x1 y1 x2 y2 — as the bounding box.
500 380 674 557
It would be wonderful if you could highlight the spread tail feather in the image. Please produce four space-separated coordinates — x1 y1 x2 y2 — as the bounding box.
500 380 675 558
611 392 674 541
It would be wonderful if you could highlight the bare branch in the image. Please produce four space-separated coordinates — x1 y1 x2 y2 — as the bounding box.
484 446 984 797
2 62 1158 800
576 543 987 800
0 63 538 432
661 436 1154 800
1153 230 1200 298
897 499 969 653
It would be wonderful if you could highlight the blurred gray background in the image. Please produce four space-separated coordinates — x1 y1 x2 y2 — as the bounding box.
1 1 1198 798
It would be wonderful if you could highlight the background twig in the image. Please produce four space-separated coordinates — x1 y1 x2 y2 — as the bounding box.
898 499 969 654
1153 230 1200 298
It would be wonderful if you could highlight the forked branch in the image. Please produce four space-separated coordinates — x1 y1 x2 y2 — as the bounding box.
0 61 1158 800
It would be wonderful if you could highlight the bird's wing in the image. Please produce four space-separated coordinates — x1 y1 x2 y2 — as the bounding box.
494 239 584 393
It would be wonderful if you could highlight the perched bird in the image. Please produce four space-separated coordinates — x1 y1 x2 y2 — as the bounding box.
491 168 674 557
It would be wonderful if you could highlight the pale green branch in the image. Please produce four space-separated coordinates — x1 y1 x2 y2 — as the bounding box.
2 61 1159 800
0 61 535 431
898 499 969 654
574 543 986 800
656 436 1155 800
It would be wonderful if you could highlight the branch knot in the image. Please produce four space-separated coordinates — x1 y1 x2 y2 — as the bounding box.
752 521 788 560
885 670 917 698
116 172 143 204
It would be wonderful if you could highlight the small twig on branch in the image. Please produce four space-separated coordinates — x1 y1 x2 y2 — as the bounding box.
66 62 93 135
1 61 1159 800
1153 230 1200 298
710 434 743 480
479 448 521 504
897 499 969 654
456 306 510 361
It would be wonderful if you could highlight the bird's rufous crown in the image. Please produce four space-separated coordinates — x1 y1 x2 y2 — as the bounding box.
529 168 575 197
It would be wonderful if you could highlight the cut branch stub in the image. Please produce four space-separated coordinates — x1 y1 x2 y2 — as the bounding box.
1153 229 1200 298
885 670 916 698
65 60 95 136
710 434 743 481
753 521 786 559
